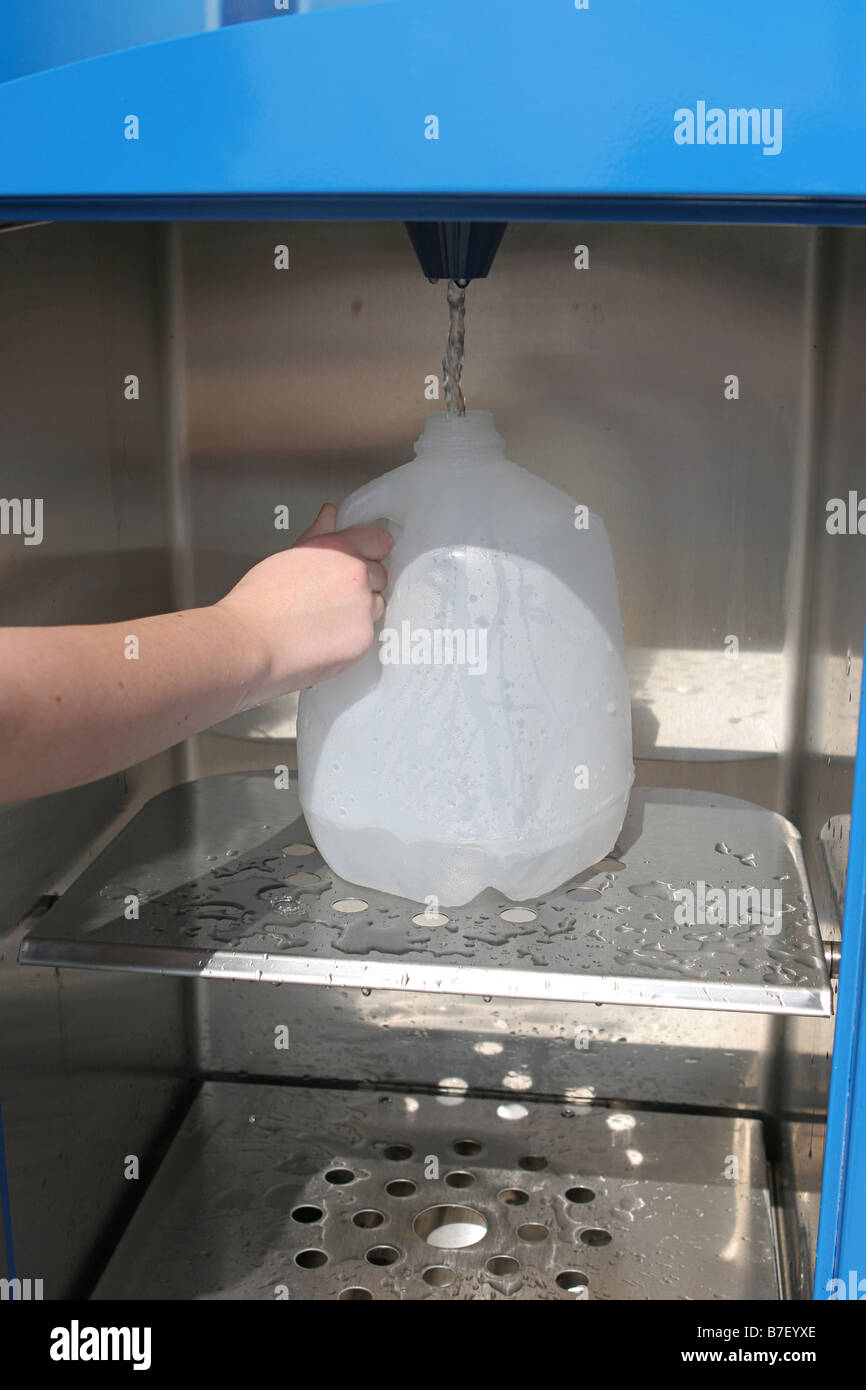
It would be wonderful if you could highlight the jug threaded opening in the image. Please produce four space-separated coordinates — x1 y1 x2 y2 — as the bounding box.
415 410 505 460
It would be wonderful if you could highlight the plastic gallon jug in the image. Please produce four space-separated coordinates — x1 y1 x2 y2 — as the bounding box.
297 410 633 906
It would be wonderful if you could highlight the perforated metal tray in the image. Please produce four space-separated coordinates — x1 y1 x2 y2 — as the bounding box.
92 1081 780 1301
18 772 830 1015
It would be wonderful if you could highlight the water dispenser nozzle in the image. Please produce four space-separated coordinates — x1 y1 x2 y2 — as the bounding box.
404 221 507 283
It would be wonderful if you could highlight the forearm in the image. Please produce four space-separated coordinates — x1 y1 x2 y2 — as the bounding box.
0 605 268 804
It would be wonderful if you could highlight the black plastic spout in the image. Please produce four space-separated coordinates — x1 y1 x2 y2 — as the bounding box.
404 221 507 283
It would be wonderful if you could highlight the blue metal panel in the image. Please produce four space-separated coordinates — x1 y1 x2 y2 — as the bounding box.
0 2 394 85
815 626 866 1299
0 1 216 85
0 0 864 214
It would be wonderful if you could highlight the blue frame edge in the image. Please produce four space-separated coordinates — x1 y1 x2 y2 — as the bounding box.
814 620 866 1298
3 195 866 227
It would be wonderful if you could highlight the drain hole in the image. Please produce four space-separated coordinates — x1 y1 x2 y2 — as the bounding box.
414 1205 488 1249
332 898 368 913
444 1171 475 1189
324 1168 355 1185
436 1076 468 1107
517 1224 549 1243
366 1245 401 1266
606 1112 636 1133
556 1270 589 1293
291 1205 324 1224
422 1266 456 1287
282 843 315 856
353 1210 385 1229
518 1155 547 1171
339 1287 372 1300
295 1249 328 1268
499 908 537 923
487 1256 520 1276
498 1188 529 1206
385 1179 416 1197
383 1144 413 1161
452 1139 482 1157
497 1103 529 1121
285 871 321 887
580 1228 612 1247
565 1186 596 1205
413 911 450 927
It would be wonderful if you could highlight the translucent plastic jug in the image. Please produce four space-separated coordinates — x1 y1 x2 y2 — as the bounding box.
297 410 633 906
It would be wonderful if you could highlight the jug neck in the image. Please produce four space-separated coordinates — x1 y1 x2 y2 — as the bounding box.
413 410 505 463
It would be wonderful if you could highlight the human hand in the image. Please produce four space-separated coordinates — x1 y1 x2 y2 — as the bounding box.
214 503 393 703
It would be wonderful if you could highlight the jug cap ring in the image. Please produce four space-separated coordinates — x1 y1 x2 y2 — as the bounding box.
415 410 504 458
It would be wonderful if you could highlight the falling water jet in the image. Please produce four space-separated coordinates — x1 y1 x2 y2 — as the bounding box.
442 279 467 418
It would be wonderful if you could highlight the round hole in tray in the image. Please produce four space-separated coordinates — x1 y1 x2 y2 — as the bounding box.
285 871 321 887
518 1155 547 1172
498 1188 529 1207
422 1266 456 1287
439 1076 468 1094
414 1205 488 1250
385 1179 417 1198
291 1205 324 1224
452 1138 482 1157
339 1287 373 1300
565 1187 595 1205
499 908 537 923
295 1249 328 1269
282 843 315 857
567 887 603 902
353 1210 385 1229
324 1168 355 1185
436 1076 468 1107
487 1256 520 1277
580 1228 612 1247
382 1143 413 1161
606 1112 636 1133
332 898 368 913
366 1245 401 1266
444 1171 475 1189
412 911 449 927
517 1224 549 1243
497 1102 529 1121
556 1271 589 1293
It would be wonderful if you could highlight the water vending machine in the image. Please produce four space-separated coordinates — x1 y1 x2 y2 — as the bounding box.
1 0 865 1308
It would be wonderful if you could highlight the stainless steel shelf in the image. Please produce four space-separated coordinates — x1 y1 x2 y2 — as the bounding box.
92 1081 780 1301
19 772 831 1016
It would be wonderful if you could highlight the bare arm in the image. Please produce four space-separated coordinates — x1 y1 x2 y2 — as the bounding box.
0 505 392 806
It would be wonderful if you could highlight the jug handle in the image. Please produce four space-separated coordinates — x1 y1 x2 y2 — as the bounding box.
337 467 409 534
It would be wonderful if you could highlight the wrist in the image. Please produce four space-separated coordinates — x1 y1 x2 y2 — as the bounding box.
208 599 273 711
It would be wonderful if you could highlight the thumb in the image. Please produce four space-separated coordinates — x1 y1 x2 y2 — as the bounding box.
296 502 338 543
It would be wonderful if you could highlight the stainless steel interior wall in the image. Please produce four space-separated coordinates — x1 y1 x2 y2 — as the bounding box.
0 224 192 1297
178 221 864 1298
778 228 866 1298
